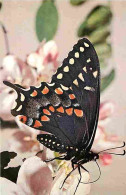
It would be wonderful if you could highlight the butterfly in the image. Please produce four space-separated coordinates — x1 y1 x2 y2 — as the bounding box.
4 38 100 193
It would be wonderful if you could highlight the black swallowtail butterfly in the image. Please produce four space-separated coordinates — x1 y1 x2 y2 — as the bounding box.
3 38 125 194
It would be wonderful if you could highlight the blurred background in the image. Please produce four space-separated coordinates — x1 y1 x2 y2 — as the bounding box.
0 0 126 194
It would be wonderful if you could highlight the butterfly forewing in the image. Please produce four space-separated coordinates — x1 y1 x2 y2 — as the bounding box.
52 38 100 150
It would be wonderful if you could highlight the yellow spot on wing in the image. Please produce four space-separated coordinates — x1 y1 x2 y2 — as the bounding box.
83 67 87 73
84 86 95 91
78 73 84 81
20 93 25 101
93 71 98 78
87 58 91 63
75 52 79 58
63 66 69 72
69 58 74 65
57 73 63 79
80 47 84 52
84 42 89 47
73 79 78 86
16 105 22 111
61 84 69 90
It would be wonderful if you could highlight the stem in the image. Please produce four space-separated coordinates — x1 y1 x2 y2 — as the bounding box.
0 22 10 55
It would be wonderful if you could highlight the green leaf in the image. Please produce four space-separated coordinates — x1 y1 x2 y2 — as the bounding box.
101 69 115 92
89 25 110 44
94 43 112 60
70 0 87 6
36 0 58 42
77 5 112 37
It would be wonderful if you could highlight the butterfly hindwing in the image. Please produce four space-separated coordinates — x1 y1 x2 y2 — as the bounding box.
4 80 89 147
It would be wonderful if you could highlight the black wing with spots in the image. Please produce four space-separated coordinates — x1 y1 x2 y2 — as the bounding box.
3 81 89 149
52 38 100 150
3 38 100 153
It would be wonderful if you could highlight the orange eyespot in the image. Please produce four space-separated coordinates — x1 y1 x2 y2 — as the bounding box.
19 115 27 124
69 94 75 100
49 106 55 112
66 108 73 116
74 109 83 117
43 109 51 115
41 115 50 121
57 106 64 113
42 86 49 94
34 120 42 128
30 90 38 97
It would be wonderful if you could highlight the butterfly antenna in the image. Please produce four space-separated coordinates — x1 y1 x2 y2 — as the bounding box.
80 160 101 184
103 150 125 156
98 141 125 155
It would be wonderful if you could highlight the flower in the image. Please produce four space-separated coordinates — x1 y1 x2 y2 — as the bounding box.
92 101 120 165
0 40 58 121
0 156 91 195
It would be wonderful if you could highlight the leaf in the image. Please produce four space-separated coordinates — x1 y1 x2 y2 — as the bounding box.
89 24 110 44
101 69 115 92
70 0 87 6
77 5 112 37
94 43 112 60
36 0 58 42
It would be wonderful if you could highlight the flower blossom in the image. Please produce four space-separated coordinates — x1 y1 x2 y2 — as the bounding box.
92 101 120 165
0 156 91 195
0 41 58 121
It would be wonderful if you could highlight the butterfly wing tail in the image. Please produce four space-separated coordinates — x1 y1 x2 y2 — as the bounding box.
3 81 27 117
3 81 24 92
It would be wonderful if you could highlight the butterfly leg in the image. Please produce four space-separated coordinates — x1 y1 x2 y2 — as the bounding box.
45 155 66 163
60 165 78 189
80 164 89 173
73 165 82 195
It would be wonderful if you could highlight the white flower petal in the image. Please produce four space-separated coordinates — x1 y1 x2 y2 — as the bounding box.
17 156 53 194
0 177 25 195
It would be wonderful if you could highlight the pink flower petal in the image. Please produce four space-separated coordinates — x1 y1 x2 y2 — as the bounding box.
99 101 115 120
99 153 112 165
2 55 22 82
39 41 58 63
8 130 40 153
17 156 53 195
0 177 25 195
0 90 15 120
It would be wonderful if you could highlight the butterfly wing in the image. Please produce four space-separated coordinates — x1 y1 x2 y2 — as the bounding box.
3 80 89 151
51 38 100 150
4 38 100 152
